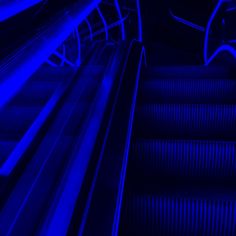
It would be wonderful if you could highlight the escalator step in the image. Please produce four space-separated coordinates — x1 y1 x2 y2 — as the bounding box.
120 194 236 236
130 140 236 178
147 66 234 79
135 104 236 139
139 79 236 104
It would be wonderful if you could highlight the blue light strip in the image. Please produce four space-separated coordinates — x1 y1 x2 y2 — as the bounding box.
0 0 42 22
136 0 143 42
85 18 93 41
97 6 108 40
206 44 236 65
169 10 205 32
46 59 58 67
0 82 67 176
54 51 75 67
83 16 128 41
78 40 141 236
42 52 120 236
112 43 147 236
0 0 101 109
225 6 236 13
114 0 125 40
204 0 223 64
204 0 236 65
74 28 81 66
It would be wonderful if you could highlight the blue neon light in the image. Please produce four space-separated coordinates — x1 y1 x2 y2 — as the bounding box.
74 28 81 66
112 44 146 236
0 84 66 176
204 0 223 64
0 0 42 22
204 0 236 65
114 0 125 40
54 51 75 67
97 7 108 40
0 0 101 109
78 40 145 236
136 0 143 42
83 16 127 41
85 18 93 41
42 54 119 236
169 10 205 32
206 44 236 65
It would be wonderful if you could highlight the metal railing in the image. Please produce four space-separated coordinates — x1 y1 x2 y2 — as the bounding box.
0 0 143 110
169 0 236 65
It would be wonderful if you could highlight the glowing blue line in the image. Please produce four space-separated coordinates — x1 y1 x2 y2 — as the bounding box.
54 51 75 67
75 28 81 66
206 44 236 65
85 18 93 41
169 10 205 32
0 0 101 109
97 7 108 40
43 56 117 236
114 0 125 40
228 39 236 44
46 59 58 67
0 83 64 176
112 44 146 236
78 40 145 236
83 16 128 41
0 0 42 22
204 0 223 64
136 0 143 42
225 7 236 13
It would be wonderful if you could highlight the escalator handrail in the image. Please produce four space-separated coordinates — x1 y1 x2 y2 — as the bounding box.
0 0 101 109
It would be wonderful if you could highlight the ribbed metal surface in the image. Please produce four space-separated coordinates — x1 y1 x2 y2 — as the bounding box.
135 104 236 139
119 65 236 235
131 140 236 177
140 79 236 104
121 194 236 236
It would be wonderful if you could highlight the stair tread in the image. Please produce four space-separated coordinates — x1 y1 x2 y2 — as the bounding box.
147 66 235 79
135 104 236 140
121 193 236 235
139 79 236 104
120 63 236 236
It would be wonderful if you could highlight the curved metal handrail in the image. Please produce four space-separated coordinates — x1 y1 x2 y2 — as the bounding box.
169 9 205 32
0 0 101 109
204 0 236 65
0 0 42 21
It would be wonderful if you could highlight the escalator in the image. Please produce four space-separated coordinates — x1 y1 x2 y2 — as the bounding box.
119 54 236 235
1 0 236 235
0 42 126 235
0 65 74 176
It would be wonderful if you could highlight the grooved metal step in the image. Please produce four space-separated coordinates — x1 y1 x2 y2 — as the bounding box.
130 140 236 178
139 79 236 104
134 104 236 140
147 66 235 79
120 194 236 236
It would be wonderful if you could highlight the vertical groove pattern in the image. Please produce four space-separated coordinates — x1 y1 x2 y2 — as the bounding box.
119 67 236 235
131 140 236 177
